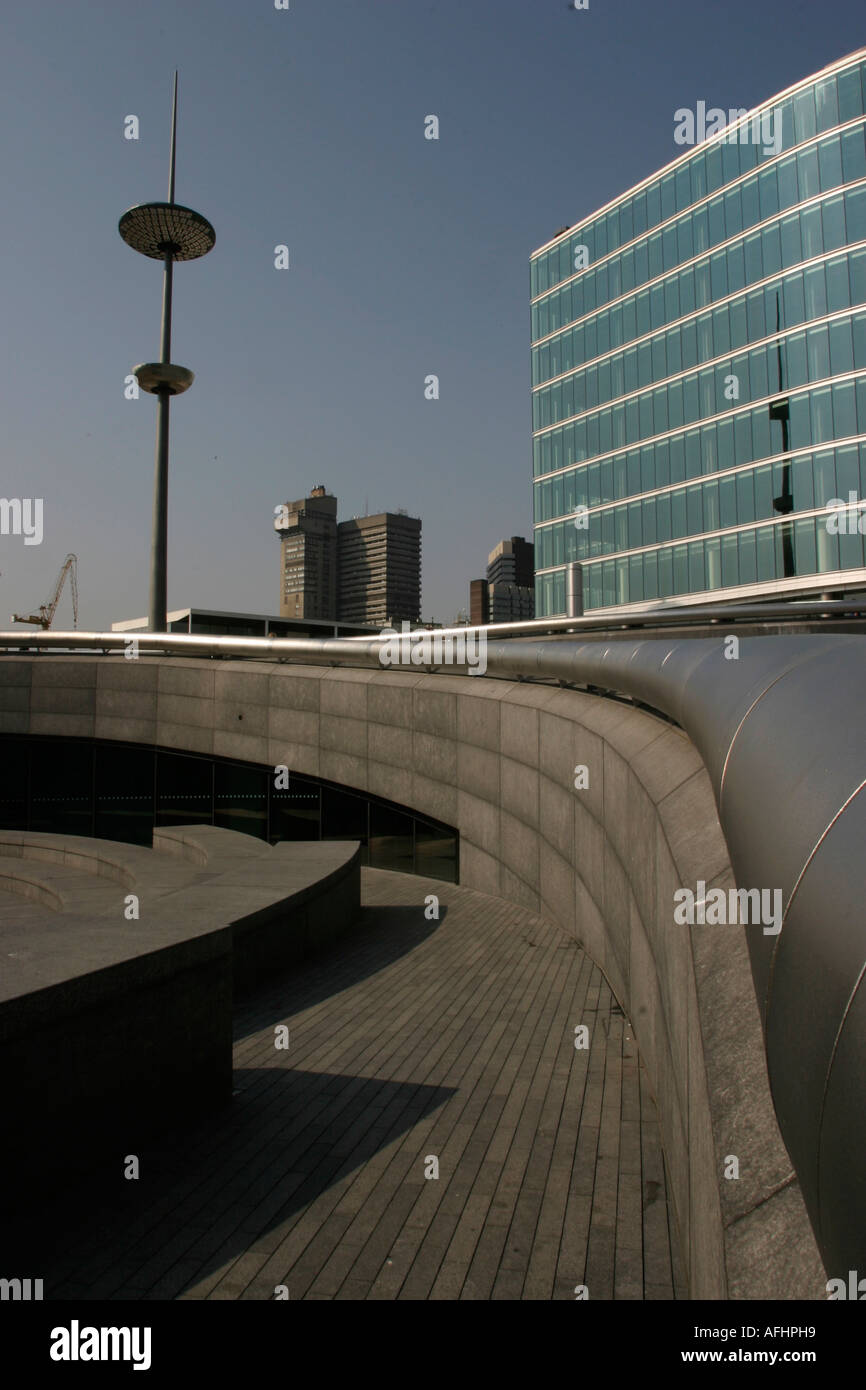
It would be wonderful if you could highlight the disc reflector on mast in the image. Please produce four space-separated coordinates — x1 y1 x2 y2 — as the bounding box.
133 363 195 395
118 202 216 261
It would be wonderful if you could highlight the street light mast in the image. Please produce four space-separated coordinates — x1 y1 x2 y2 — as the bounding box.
118 72 215 631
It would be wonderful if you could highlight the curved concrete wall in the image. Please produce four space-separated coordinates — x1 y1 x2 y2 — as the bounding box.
0 654 825 1298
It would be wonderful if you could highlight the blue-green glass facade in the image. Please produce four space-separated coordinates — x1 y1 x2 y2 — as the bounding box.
531 50 866 614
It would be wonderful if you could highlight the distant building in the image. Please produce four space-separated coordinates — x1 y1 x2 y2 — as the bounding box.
111 607 377 638
487 536 535 590
470 536 535 624
489 581 535 623
274 486 422 626
274 485 338 621
469 578 489 626
338 511 422 627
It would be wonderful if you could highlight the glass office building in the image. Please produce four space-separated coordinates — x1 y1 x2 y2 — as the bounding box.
531 49 866 615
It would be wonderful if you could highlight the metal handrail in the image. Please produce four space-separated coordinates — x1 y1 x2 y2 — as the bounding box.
1 595 865 665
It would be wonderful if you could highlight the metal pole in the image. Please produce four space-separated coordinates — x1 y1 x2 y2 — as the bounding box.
149 252 173 632
149 402 170 630
567 562 584 618
148 75 178 634
168 71 178 204
119 70 213 631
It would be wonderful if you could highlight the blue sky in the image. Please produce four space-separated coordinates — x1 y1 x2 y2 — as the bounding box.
0 0 863 628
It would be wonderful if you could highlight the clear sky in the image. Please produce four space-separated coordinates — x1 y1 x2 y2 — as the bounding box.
1 0 863 629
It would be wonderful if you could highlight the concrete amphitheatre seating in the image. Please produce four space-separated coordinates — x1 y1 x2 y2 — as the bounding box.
0 824 360 1195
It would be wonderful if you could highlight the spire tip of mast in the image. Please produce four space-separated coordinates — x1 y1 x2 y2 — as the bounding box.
168 71 178 205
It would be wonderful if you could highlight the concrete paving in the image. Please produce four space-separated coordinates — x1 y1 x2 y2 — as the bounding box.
9 868 684 1301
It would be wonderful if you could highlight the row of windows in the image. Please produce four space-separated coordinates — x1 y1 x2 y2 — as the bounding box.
535 438 866 525
531 60 866 298
534 444 866 568
538 513 866 616
0 739 459 882
533 309 866 437
533 231 866 391
532 150 866 345
534 378 866 505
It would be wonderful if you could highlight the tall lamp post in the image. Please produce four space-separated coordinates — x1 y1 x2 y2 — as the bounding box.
118 73 215 631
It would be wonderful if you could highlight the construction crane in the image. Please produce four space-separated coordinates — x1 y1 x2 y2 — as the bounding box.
12 554 78 630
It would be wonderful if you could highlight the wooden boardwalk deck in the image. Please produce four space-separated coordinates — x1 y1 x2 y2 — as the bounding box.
19 868 685 1300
